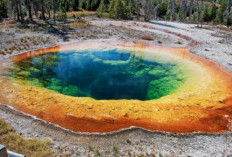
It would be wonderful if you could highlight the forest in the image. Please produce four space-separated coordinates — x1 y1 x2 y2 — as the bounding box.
0 0 231 27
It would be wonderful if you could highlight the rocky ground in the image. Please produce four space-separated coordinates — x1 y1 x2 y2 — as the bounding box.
0 17 232 157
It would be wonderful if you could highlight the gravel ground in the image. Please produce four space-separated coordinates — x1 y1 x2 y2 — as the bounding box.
0 18 232 156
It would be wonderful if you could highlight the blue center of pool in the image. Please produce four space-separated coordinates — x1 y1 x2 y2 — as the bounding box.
8 49 185 100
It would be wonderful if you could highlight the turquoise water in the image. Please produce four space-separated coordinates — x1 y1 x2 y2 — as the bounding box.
7 49 185 100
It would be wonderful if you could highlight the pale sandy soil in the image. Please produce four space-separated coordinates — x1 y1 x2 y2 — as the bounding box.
91 19 232 72
0 18 232 157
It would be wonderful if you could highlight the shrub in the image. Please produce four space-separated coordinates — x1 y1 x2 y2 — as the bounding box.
57 11 67 22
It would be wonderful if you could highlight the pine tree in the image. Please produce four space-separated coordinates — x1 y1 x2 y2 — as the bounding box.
0 0 8 21
108 0 117 18
126 0 134 16
215 7 224 23
180 0 187 21
215 0 227 24
53 0 57 23
189 0 194 22
193 11 198 23
86 0 93 10
209 3 217 21
108 0 130 19
168 0 176 21
114 0 125 19
91 0 101 11
225 0 232 27
158 1 168 18
72 0 79 11
57 0 68 22
200 0 204 27
96 0 108 17
203 4 210 22
81 0 87 10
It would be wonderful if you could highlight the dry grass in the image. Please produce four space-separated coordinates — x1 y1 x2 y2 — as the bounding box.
67 18 89 29
67 11 96 18
215 25 232 32
140 35 154 41
0 118 53 157
0 36 52 55
0 19 18 30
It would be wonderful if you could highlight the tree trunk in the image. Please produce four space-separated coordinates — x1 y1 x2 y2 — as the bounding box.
170 0 176 21
41 0 46 20
154 4 160 19
18 0 23 21
15 0 20 21
189 0 194 22
200 0 203 28
180 0 186 21
226 0 232 27
197 0 200 27
34 3 39 18
53 0 56 24
48 10 51 19
136 0 140 19
26 0 33 21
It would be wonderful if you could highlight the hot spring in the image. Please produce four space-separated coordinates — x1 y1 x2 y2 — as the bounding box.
7 47 185 100
0 41 232 133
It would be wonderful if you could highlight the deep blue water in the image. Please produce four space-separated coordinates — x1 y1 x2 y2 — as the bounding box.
8 49 185 100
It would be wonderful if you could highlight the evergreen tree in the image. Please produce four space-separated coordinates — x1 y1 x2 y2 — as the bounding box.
189 0 194 22
53 0 57 23
108 0 130 19
193 11 198 23
96 0 108 17
91 0 101 11
25 0 33 21
72 0 79 11
168 0 176 21
158 1 168 18
225 0 232 27
114 0 125 19
108 0 116 18
58 0 72 12
125 0 134 16
86 0 93 10
80 0 87 10
0 0 8 21
209 3 217 21
57 0 69 22
215 0 227 24
203 4 210 22
180 0 187 21
215 7 224 23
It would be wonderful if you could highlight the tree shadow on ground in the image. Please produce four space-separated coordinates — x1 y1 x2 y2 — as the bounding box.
17 20 72 41
150 21 180 29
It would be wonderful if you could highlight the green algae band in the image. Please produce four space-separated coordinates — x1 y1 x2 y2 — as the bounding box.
2 41 232 133
7 48 185 100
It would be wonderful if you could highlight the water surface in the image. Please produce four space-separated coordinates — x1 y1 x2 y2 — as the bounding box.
7 48 185 100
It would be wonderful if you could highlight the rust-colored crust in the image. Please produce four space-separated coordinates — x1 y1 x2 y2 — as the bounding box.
0 41 232 133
